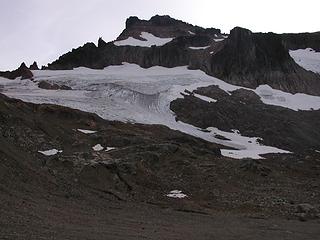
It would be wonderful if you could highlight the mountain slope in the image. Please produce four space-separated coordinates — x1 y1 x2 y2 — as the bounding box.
44 15 320 95
1 93 320 239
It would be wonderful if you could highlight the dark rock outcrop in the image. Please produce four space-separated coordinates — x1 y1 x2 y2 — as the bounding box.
206 27 320 95
29 61 39 70
38 80 72 90
98 37 107 48
170 85 320 152
0 62 33 80
44 16 320 95
118 15 221 40
281 32 320 51
47 43 102 70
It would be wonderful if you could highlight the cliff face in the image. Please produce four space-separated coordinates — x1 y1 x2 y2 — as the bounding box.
206 27 320 94
281 32 320 51
45 15 320 95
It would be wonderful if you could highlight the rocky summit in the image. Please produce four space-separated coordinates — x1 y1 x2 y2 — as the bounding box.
44 15 320 95
1 14 320 240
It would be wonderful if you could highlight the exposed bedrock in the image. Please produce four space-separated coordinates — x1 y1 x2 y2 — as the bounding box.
206 27 320 95
118 15 221 40
281 32 320 51
170 86 320 152
0 62 33 80
45 16 320 95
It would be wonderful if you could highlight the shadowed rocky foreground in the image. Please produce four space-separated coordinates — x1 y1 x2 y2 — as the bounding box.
0 93 319 239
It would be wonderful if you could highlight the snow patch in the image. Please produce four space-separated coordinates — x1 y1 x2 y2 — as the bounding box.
166 190 187 199
256 85 320 111
206 127 291 159
105 147 116 152
289 48 320 73
189 46 210 50
38 149 62 156
188 31 195 35
214 38 225 42
77 129 97 134
113 32 173 47
193 93 217 103
92 144 104 151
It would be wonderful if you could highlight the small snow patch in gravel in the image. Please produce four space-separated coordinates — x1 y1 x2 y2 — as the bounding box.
77 129 97 134
166 190 187 199
92 144 104 151
38 149 62 156
105 147 116 152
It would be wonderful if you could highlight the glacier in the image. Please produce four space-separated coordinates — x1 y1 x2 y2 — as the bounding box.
2 63 320 158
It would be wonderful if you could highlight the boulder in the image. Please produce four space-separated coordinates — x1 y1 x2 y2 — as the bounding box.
295 203 319 221
38 80 72 90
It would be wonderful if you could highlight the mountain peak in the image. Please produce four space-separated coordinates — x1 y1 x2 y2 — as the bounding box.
118 15 220 41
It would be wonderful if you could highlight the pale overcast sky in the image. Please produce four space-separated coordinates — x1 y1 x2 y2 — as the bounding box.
0 0 319 70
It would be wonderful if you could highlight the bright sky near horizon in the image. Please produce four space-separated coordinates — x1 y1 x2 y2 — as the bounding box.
0 0 319 70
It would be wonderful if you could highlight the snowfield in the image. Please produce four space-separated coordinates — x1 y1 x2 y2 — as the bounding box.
289 48 320 73
1 63 320 158
113 32 173 47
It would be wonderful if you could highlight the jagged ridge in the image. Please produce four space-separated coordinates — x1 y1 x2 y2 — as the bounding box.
44 15 320 95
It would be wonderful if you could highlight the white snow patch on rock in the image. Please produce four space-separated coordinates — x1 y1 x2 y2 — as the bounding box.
193 93 217 103
289 48 320 73
105 147 116 152
92 144 104 151
255 85 320 111
114 32 173 47
207 127 290 159
188 31 195 35
189 46 210 50
214 38 225 42
166 190 187 199
77 129 97 134
38 149 62 156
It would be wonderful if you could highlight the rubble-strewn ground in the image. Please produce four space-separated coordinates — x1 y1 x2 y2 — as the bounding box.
0 94 319 239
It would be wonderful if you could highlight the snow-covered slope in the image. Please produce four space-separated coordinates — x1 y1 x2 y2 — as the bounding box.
114 32 173 47
2 64 320 158
289 48 320 73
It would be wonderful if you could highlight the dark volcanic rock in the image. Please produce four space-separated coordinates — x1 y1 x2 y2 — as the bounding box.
47 42 102 70
44 16 320 95
170 85 320 153
205 27 320 95
45 15 223 70
118 15 221 40
1 93 320 237
98 37 107 48
0 62 33 80
281 32 320 51
29 61 39 70
38 80 72 90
